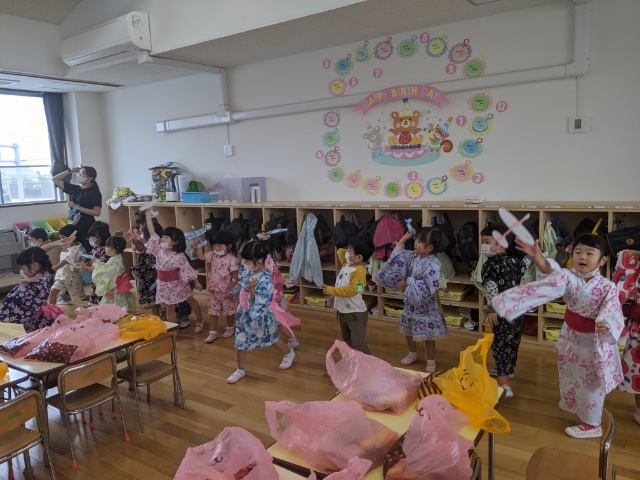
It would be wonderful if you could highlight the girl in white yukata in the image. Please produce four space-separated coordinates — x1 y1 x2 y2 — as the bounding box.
493 234 624 439
47 224 85 305
90 236 136 309
145 210 205 328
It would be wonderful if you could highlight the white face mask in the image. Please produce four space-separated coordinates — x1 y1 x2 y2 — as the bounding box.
214 250 227 256
78 175 91 185
243 262 258 271
20 269 28 278
160 242 172 250
571 266 601 279
89 238 97 247
344 251 351 264
481 244 498 257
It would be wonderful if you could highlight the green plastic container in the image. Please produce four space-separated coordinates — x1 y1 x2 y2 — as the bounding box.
31 220 56 238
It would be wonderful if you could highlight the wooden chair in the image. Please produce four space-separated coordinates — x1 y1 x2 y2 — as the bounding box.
526 408 616 479
47 353 130 469
116 333 186 432
470 452 482 480
0 390 56 480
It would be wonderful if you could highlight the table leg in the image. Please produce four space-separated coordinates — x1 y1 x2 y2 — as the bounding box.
488 432 495 480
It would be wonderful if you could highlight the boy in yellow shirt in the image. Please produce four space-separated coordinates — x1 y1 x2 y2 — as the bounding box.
323 236 375 354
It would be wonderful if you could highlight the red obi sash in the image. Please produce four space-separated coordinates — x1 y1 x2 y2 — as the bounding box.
564 309 595 333
157 269 179 282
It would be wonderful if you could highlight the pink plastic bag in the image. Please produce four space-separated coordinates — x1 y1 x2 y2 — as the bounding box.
174 427 278 480
307 457 372 480
25 318 119 363
383 395 474 480
326 341 421 414
73 304 127 323
265 399 398 474
0 316 76 358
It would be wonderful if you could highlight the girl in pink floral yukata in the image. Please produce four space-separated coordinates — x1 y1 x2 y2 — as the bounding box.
145 210 205 329
493 234 624 439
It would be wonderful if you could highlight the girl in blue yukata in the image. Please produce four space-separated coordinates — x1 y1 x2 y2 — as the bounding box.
226 241 295 384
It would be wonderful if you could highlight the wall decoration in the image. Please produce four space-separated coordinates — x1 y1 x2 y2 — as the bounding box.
363 176 382 195
426 176 448 196
374 38 394 60
426 35 448 58
323 110 341 128
468 91 492 112
464 57 486 78
316 32 506 199
329 78 346 96
346 170 362 188
354 42 371 63
451 160 475 182
323 129 340 147
458 138 483 158
396 36 419 59
448 39 472 64
324 148 341 166
469 114 494 135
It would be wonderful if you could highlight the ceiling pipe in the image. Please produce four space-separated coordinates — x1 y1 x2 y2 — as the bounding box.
156 0 590 133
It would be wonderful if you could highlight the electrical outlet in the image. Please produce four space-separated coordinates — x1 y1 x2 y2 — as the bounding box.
224 145 234 157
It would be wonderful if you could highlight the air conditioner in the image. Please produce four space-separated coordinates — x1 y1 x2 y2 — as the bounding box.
61 12 151 67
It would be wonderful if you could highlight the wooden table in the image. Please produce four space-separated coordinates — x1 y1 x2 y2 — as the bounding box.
268 369 503 480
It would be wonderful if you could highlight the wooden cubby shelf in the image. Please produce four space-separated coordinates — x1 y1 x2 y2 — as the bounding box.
108 200 640 348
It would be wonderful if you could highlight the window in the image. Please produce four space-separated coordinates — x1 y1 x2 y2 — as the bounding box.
0 91 60 205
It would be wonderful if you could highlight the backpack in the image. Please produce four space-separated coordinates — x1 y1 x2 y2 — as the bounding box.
358 218 379 240
285 219 298 245
203 213 229 241
573 217 607 239
332 214 359 248
373 215 404 259
549 215 570 245
456 221 479 266
314 214 333 246
244 218 262 241
228 214 248 240
431 214 456 259
265 214 290 252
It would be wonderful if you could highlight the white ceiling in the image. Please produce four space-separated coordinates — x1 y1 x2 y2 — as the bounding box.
0 0 566 92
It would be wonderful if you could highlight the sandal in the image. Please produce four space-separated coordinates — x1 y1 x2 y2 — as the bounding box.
400 352 418 366
194 320 204 334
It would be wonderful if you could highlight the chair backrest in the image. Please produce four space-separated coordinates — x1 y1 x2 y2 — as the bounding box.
599 408 615 479
131 333 176 365
0 390 44 435
470 452 482 480
58 353 116 393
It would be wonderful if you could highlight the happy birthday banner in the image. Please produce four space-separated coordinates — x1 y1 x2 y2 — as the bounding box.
354 84 449 115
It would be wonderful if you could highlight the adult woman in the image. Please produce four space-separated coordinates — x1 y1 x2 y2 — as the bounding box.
53 166 102 252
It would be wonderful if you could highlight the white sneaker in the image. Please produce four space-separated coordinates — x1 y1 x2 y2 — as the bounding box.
565 424 602 439
488 369 515 379
227 369 246 384
222 326 235 338
426 359 437 374
194 321 204 334
400 352 418 366
279 350 295 370
204 332 217 343
287 338 300 349
178 320 191 329
499 384 514 398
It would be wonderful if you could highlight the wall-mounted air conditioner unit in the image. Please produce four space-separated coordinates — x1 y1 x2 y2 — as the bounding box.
61 12 151 67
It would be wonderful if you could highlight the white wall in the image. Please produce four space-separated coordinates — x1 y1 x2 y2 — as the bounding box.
102 0 640 203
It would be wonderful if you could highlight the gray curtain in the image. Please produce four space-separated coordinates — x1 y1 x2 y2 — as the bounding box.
43 93 68 176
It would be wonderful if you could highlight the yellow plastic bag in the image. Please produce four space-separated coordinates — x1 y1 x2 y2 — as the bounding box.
118 315 167 341
418 334 510 434
0 361 7 378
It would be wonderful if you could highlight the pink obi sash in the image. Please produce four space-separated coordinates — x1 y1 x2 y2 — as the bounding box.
157 269 179 282
564 309 595 333
239 289 249 310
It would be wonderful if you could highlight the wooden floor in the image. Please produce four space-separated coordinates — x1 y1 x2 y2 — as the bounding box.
1 292 639 480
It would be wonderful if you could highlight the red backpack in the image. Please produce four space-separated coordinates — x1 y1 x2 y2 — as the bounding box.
373 215 404 259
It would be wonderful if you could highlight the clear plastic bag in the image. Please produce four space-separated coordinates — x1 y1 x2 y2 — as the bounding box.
174 427 278 480
265 399 398 474
326 340 421 414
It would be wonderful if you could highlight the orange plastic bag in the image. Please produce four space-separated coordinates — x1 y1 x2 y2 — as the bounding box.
118 315 167 341
418 334 510 434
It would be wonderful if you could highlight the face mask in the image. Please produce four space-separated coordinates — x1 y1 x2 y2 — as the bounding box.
78 175 91 185
344 252 351 264
570 266 601 279
481 244 498 257
20 269 28 278
160 242 172 250
214 250 226 256
89 238 97 247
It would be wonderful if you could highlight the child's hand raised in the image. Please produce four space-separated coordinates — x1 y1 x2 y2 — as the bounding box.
256 233 269 241
398 231 414 246
515 238 541 257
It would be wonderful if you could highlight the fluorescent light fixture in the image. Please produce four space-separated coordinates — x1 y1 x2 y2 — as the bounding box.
0 79 19 86
466 0 502 5
34 81 88 91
